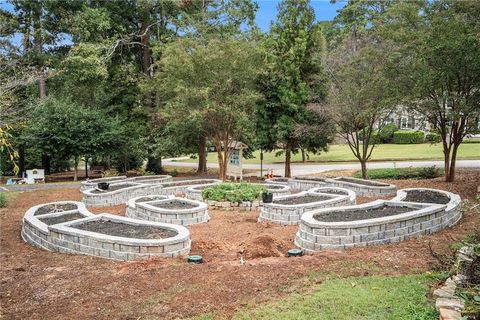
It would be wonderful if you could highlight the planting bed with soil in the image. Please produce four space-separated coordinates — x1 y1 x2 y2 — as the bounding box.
403 190 450 204
336 177 390 187
38 212 85 225
313 204 412 222
150 200 198 210
274 195 333 205
73 220 178 239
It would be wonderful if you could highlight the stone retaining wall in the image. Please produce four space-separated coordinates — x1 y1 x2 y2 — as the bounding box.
126 197 209 225
81 182 156 207
22 203 190 260
206 200 261 211
295 200 453 251
80 175 171 191
392 188 462 226
329 177 397 197
259 187 356 225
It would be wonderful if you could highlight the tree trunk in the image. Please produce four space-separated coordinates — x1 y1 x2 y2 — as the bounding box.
41 154 50 175
33 3 46 99
448 142 460 182
85 156 89 179
73 158 79 181
216 149 225 180
18 145 25 177
301 148 306 163
284 143 291 178
197 133 207 173
442 145 451 182
360 160 368 179
146 157 163 174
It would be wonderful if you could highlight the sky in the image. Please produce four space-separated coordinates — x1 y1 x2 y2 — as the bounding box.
256 0 346 31
0 0 346 46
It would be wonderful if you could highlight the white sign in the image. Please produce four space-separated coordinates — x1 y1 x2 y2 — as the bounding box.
227 149 243 180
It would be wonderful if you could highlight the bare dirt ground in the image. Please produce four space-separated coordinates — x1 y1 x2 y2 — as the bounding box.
1 170 479 320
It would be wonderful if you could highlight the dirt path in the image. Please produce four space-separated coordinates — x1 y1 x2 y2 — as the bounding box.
1 171 479 319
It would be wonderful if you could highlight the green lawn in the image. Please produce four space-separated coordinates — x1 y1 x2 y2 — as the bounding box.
180 143 480 164
196 273 441 320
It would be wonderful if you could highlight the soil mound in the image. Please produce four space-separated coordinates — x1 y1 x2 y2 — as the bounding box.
241 234 288 259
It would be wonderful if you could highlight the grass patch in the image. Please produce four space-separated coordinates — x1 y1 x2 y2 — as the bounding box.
0 191 16 207
233 273 441 320
352 167 443 180
179 143 480 164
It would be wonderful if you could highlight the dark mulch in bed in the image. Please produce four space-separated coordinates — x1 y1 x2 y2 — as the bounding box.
274 195 333 205
403 190 450 204
336 177 389 187
151 201 198 210
91 184 138 193
314 204 412 222
34 203 77 216
38 213 84 225
73 220 177 239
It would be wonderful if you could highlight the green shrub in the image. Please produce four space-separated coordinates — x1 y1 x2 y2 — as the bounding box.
425 132 441 143
358 131 379 144
464 137 480 144
202 183 266 202
379 124 399 143
0 192 7 208
393 130 425 144
352 166 443 180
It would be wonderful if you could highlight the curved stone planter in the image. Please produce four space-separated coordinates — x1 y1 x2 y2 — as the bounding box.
295 200 449 251
330 177 396 197
22 202 190 260
82 182 153 207
80 176 128 191
392 188 462 227
80 175 172 191
259 187 356 225
206 199 261 211
287 176 333 191
126 197 209 225
126 195 171 216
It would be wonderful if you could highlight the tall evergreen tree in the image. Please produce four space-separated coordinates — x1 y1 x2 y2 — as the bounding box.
256 0 331 177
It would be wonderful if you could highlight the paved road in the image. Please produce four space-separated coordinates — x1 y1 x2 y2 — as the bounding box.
164 159 480 177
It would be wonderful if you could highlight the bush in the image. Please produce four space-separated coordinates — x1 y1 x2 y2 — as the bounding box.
358 131 379 144
0 193 7 208
393 130 425 144
352 166 443 180
379 124 399 143
202 183 266 202
425 132 441 143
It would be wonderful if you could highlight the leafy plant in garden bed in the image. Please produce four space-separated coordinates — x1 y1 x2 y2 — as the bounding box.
202 183 266 203
353 166 443 180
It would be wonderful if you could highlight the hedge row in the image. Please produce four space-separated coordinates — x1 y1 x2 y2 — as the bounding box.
352 166 443 180
393 130 425 144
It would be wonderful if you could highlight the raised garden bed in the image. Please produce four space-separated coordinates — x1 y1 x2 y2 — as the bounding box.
296 199 452 251
73 220 178 239
126 197 209 225
159 179 221 196
330 177 397 197
90 183 139 193
313 204 411 222
22 203 191 260
38 212 85 225
150 200 198 210
274 195 333 205
259 187 356 225
336 177 390 187
34 203 78 216
402 190 450 204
